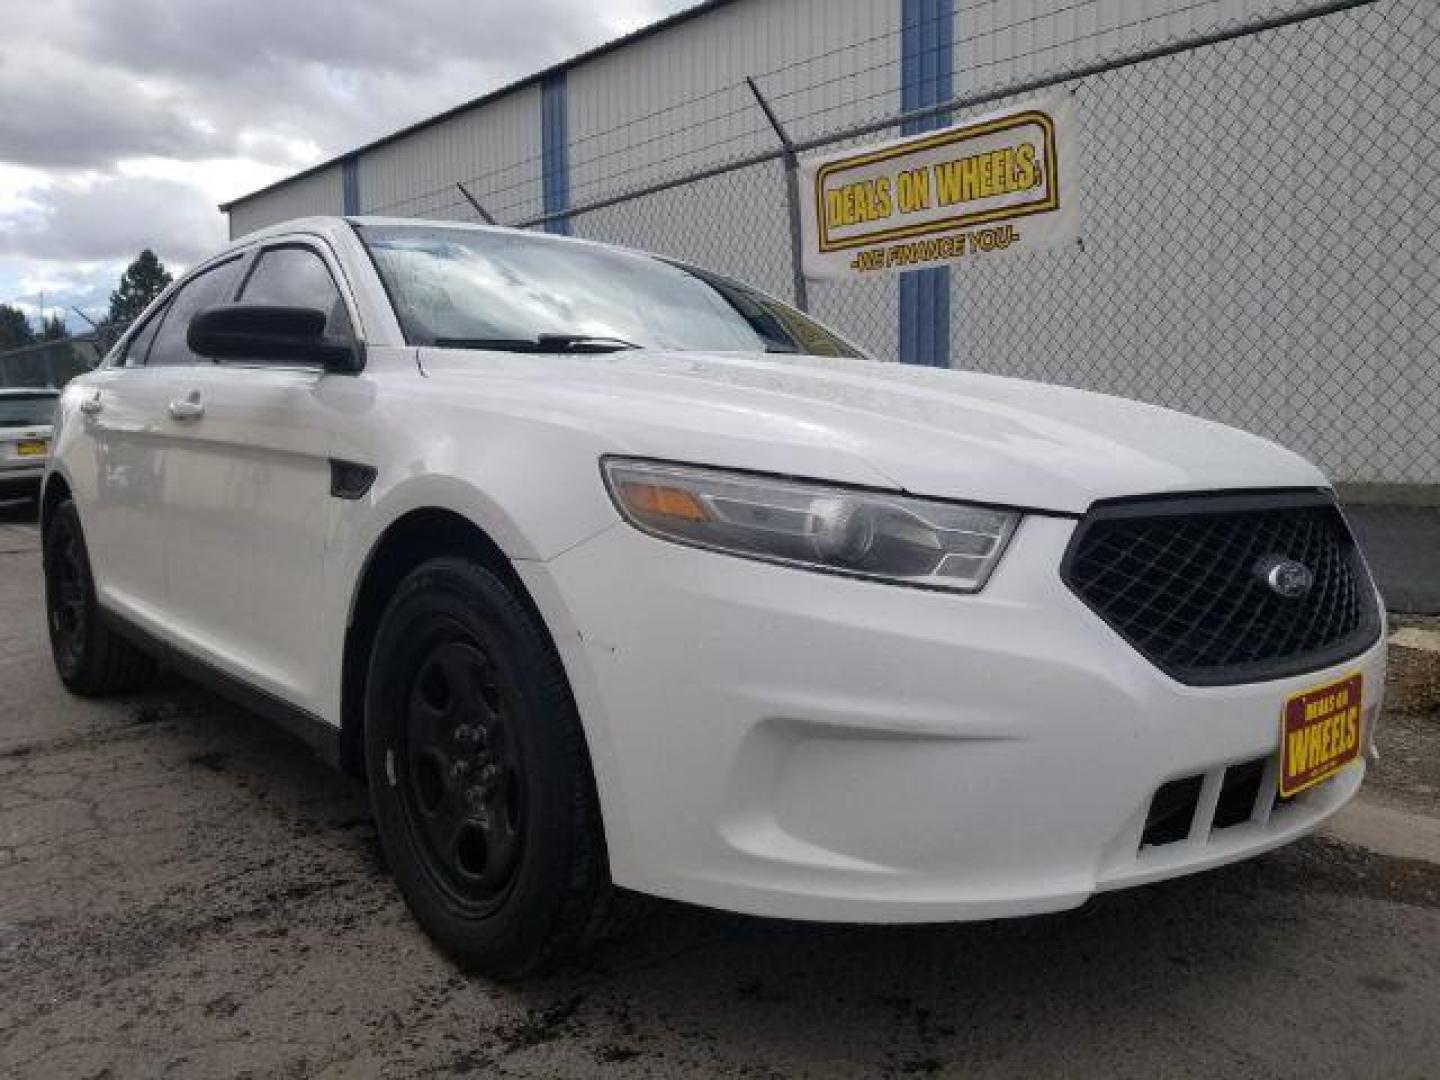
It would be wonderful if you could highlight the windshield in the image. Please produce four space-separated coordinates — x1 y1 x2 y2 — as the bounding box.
0 395 57 427
358 224 863 358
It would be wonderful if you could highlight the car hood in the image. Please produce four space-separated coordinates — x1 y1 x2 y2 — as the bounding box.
418 348 1327 514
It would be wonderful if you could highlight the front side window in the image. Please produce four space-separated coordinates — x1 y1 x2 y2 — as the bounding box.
240 246 352 340
358 224 862 358
146 258 244 367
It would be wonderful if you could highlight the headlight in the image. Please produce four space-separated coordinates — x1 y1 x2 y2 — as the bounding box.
602 458 1019 592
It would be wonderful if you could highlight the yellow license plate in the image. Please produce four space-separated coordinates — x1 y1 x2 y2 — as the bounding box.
16 440 47 457
1279 672 1363 797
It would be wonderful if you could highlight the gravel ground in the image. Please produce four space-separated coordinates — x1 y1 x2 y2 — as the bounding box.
1 503 1438 1079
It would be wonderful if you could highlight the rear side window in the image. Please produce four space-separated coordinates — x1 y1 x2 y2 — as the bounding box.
0 395 58 427
240 246 352 340
147 258 244 367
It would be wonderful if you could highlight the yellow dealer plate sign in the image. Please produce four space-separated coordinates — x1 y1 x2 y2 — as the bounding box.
799 96 1078 281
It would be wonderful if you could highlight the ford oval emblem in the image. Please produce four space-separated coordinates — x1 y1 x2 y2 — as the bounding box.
1256 556 1314 600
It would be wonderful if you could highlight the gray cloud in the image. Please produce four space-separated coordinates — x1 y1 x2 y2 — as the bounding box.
0 175 224 265
0 53 221 169
80 0 616 77
0 0 688 173
0 0 691 328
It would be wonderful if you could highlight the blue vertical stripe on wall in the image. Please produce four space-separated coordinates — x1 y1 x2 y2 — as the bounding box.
541 72 571 236
341 155 360 215
898 0 953 367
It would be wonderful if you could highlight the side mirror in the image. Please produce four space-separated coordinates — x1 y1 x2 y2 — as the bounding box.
187 305 363 372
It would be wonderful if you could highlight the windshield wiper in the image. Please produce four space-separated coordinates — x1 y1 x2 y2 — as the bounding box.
433 334 641 354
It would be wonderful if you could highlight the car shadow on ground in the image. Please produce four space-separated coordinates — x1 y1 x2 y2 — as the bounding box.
91 665 1440 1076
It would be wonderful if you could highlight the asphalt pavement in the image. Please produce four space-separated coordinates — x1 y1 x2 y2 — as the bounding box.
2 501 1438 1079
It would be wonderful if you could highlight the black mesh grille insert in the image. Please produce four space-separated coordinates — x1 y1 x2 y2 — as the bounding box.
1062 491 1380 686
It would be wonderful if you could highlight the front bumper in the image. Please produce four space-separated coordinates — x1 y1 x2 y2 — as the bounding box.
524 512 1386 923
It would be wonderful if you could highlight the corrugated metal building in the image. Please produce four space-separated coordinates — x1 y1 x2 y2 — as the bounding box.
221 0 1437 493
225 0 1312 234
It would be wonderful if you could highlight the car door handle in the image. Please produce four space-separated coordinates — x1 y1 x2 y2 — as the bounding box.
79 391 102 416
168 392 205 422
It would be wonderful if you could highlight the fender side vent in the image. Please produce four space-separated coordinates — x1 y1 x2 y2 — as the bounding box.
330 459 377 501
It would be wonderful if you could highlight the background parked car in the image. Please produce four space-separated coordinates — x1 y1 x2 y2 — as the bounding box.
0 387 59 504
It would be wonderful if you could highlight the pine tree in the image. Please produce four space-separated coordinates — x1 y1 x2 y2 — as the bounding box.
0 303 35 351
40 314 70 341
106 249 173 327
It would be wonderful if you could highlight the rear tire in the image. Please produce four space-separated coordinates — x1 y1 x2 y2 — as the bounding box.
43 500 156 696
363 556 618 979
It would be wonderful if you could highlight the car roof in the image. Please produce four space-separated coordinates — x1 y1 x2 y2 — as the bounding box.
0 386 58 397
228 215 629 260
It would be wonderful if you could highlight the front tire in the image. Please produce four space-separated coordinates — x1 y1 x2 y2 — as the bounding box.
43 500 156 696
364 557 614 978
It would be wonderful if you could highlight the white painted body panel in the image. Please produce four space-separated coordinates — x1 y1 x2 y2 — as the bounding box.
157 362 338 712
413 346 1327 514
48 217 1380 923
526 515 1383 920
68 366 180 634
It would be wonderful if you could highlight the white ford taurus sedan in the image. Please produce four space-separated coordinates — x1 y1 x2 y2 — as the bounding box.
42 217 1385 977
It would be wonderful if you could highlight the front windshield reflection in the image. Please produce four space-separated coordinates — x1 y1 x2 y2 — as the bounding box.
360 225 860 358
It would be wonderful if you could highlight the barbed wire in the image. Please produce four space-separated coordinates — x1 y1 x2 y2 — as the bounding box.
362 0 1333 223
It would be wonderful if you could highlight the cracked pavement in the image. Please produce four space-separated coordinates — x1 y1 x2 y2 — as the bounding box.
1 504 1438 1078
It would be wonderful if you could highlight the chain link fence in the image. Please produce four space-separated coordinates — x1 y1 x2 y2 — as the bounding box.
526 0 1434 480
0 327 122 390
495 0 1437 610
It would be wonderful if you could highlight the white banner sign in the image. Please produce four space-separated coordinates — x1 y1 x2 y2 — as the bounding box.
798 95 1078 281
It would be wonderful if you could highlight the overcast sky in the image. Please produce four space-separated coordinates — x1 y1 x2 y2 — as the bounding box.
0 0 692 329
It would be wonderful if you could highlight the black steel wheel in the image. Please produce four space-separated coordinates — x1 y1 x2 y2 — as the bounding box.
48 510 89 674
364 556 626 978
400 637 527 915
42 499 155 695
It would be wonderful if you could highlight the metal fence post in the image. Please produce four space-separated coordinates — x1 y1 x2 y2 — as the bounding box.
745 76 809 312
455 183 498 225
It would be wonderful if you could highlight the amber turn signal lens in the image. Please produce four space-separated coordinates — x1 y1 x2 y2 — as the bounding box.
618 481 710 522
